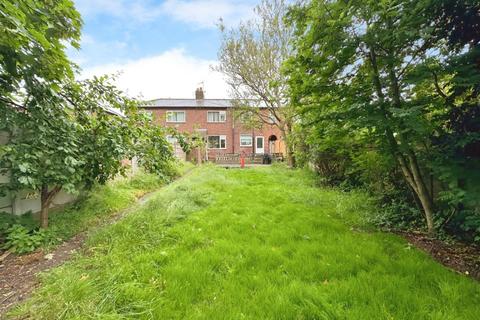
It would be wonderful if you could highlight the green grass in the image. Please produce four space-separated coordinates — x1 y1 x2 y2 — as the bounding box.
11 165 480 319
1 161 194 252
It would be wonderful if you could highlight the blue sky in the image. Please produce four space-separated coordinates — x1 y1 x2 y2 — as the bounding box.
70 0 259 99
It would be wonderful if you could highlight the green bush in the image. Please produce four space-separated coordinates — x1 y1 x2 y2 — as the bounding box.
0 211 37 239
368 199 423 231
3 224 54 254
0 168 183 254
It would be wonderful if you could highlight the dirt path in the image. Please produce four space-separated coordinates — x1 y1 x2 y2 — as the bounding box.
0 170 193 317
399 231 480 280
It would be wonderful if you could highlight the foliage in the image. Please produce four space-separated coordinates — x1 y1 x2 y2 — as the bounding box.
135 124 175 179
2 224 53 254
0 75 175 228
0 211 36 238
284 0 480 237
216 0 297 165
11 166 480 319
0 0 82 98
0 169 182 254
167 128 206 155
1 1 175 229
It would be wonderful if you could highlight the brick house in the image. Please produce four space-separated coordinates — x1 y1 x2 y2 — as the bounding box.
142 88 286 162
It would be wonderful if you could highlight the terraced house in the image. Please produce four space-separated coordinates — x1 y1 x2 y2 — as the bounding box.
142 88 286 162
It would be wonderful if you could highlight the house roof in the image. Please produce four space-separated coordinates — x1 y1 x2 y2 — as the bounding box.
104 106 126 117
143 98 234 108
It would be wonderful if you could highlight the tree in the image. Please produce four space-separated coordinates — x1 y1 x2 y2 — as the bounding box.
0 88 84 228
0 0 82 228
0 0 81 98
0 2 175 229
285 0 480 234
1 76 175 228
135 116 176 178
216 0 297 166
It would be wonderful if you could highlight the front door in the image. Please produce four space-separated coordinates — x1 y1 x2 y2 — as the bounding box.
255 136 264 154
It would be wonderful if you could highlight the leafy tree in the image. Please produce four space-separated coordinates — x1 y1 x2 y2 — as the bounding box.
64 76 143 187
216 0 297 166
1 0 82 228
0 0 81 98
0 2 175 230
1 87 85 228
1 76 175 228
285 0 480 234
135 116 176 178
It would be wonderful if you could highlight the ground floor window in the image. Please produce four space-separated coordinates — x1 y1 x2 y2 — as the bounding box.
240 134 253 147
207 135 227 149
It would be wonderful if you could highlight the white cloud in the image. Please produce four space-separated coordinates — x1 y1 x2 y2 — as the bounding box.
67 33 129 68
79 48 230 99
161 0 255 28
74 0 255 28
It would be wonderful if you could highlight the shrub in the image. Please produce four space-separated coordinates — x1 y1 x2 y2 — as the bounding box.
3 225 53 254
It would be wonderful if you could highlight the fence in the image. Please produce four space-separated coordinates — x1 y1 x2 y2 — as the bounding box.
215 153 284 165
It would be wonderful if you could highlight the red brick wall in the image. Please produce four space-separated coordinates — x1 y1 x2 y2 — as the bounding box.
144 107 286 160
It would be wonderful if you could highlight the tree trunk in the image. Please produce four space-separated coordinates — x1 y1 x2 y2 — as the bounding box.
196 147 202 165
40 185 50 229
407 154 435 234
40 185 61 229
282 124 296 167
368 47 436 234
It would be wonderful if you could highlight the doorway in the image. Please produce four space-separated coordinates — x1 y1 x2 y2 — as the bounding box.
255 136 264 154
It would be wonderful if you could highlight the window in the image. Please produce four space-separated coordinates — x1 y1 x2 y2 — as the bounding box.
166 111 185 123
240 134 253 147
207 135 227 149
207 111 226 123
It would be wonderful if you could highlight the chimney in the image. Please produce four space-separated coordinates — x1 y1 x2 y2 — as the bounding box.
195 87 204 100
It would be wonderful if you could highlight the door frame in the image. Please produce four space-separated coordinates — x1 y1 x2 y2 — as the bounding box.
255 136 265 154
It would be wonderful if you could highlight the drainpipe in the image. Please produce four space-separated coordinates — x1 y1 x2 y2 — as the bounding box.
232 110 235 154
252 128 255 154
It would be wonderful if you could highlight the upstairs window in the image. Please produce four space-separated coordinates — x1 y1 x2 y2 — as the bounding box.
166 111 186 123
207 111 226 123
240 135 253 147
207 135 227 149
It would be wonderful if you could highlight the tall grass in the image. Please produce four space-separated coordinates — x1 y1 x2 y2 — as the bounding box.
1 161 194 252
11 165 480 319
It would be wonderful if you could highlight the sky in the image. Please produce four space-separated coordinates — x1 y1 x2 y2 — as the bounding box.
69 0 259 99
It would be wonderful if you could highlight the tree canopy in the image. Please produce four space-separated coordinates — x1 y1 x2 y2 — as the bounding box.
0 1 175 229
0 0 81 98
285 0 480 235
216 0 297 165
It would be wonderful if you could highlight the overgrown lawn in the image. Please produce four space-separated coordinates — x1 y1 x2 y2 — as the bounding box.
1 162 193 253
12 165 480 319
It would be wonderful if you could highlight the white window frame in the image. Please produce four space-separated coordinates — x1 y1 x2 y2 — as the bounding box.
166 110 186 123
207 135 227 149
207 110 226 123
240 134 253 147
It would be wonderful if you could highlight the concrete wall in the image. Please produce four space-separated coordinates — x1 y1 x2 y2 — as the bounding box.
9 189 77 215
0 130 78 216
0 131 12 214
